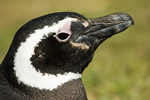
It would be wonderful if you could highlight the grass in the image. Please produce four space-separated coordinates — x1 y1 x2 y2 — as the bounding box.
0 0 150 100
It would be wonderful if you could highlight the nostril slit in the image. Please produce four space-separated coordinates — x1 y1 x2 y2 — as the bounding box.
57 33 70 40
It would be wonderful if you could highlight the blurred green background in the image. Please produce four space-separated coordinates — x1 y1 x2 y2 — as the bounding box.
0 0 149 100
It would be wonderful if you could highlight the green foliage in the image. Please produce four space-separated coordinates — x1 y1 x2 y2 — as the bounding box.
0 0 149 100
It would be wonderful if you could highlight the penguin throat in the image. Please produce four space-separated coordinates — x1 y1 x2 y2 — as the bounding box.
13 18 81 90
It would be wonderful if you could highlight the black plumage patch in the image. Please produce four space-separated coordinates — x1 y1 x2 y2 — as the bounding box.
30 32 93 75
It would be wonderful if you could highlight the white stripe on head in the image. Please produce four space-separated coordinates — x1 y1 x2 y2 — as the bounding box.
14 17 82 90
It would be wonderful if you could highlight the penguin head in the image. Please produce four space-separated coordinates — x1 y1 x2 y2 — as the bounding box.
4 12 133 90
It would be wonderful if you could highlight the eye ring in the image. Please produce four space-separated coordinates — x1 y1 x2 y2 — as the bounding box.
55 32 71 42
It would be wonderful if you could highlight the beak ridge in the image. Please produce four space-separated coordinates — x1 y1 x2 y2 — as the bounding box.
85 13 134 39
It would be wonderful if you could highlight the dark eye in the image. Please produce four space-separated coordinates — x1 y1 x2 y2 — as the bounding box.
55 32 71 42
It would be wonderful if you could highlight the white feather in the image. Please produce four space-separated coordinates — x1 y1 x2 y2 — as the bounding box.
14 17 82 90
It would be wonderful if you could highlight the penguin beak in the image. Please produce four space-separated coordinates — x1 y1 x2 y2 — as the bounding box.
83 13 134 47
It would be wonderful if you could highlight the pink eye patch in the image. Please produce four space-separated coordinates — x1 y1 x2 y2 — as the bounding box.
56 22 72 42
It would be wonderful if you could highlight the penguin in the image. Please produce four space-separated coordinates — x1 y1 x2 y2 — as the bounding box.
0 12 133 100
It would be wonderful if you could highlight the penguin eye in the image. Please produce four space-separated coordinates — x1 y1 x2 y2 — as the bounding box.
55 21 72 42
55 32 71 42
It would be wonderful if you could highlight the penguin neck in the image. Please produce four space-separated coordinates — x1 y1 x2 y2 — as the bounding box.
1 60 87 99
19 78 87 100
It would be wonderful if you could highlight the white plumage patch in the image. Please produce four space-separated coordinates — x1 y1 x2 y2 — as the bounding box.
14 17 82 90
